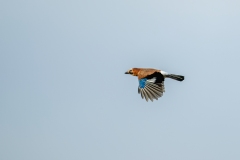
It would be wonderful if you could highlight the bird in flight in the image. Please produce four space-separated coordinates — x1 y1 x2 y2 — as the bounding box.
125 68 184 101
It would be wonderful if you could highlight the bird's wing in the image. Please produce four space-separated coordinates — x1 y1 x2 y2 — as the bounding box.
138 72 165 102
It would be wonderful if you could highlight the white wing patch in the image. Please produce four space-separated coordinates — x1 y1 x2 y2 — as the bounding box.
146 77 156 83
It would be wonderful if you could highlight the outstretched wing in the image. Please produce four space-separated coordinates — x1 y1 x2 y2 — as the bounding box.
138 72 165 101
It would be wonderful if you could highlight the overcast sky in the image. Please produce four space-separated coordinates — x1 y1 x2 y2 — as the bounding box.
1 0 240 160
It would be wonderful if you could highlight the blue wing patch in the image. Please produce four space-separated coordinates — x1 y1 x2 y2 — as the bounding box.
139 78 147 88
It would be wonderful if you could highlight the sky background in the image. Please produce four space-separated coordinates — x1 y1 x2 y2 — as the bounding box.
1 0 240 160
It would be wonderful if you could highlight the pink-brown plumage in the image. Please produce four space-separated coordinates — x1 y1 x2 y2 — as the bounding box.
132 68 160 79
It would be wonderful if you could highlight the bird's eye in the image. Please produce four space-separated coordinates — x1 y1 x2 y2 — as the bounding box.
129 70 133 74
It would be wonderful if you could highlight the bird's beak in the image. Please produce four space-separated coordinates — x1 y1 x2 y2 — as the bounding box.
125 71 129 74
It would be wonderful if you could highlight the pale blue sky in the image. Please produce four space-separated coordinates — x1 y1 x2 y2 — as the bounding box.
1 0 240 160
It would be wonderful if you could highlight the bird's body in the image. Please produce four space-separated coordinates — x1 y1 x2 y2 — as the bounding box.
125 68 184 101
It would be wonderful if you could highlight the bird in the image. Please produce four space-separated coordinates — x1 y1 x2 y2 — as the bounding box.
125 68 184 101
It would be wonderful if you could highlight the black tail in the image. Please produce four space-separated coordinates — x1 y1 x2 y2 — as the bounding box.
166 74 184 81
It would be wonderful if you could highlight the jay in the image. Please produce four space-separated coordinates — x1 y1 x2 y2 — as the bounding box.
125 68 184 101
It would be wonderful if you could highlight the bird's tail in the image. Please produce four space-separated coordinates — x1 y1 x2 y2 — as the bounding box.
166 74 184 81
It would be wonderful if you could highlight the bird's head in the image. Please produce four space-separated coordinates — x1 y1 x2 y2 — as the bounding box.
125 68 140 76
